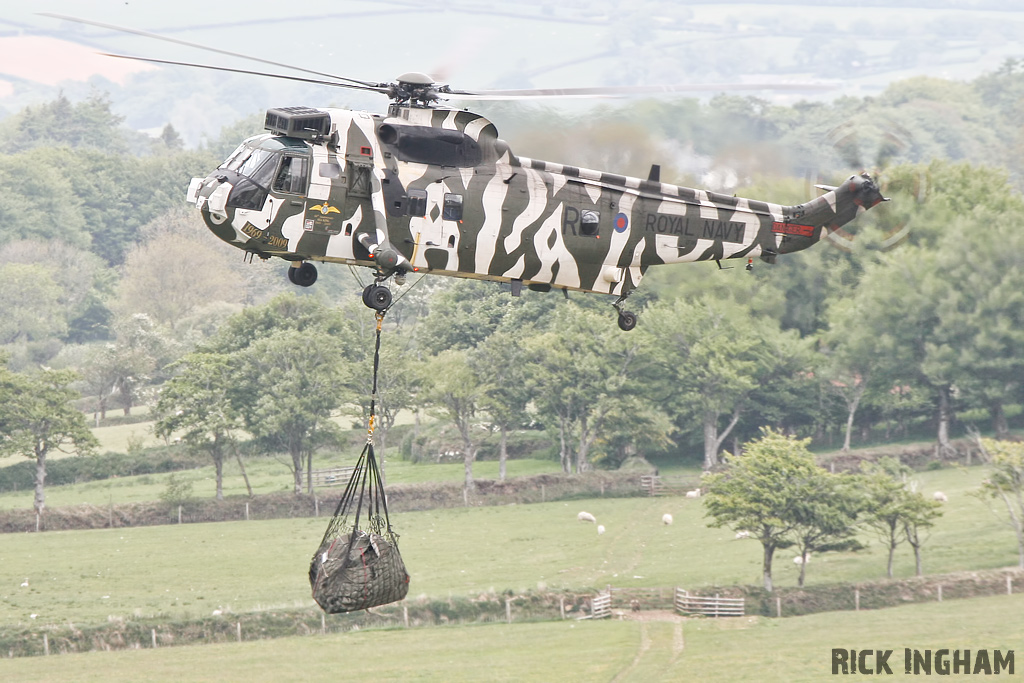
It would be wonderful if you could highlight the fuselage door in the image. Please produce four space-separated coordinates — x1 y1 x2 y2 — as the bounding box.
305 150 346 236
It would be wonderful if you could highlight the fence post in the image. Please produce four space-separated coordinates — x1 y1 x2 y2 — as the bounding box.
937 585 943 602
178 506 182 524
775 597 782 618
541 484 545 503
404 605 409 628
43 633 48 656
1008 575 1013 595
714 593 720 618
854 588 860 611
505 598 512 624
321 613 326 634
245 503 249 521
151 629 157 648
236 622 242 642
560 596 566 620
35 513 40 533
315 498 319 517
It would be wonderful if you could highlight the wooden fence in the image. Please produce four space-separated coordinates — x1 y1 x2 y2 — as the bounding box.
674 588 745 617
578 591 612 620
639 475 698 497
310 467 356 489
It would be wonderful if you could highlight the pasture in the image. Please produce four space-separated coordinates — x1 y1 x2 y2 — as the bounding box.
0 456 565 510
1 594 1020 682
0 464 1017 628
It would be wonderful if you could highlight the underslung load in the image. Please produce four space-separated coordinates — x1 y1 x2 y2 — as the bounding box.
309 313 409 613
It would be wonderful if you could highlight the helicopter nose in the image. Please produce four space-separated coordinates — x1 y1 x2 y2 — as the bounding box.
187 174 231 220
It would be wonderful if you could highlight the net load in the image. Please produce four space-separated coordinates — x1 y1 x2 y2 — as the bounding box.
309 443 409 612
309 310 409 613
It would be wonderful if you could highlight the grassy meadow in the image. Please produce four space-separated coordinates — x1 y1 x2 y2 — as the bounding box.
0 463 1018 628
1 594 1020 682
0 455 565 510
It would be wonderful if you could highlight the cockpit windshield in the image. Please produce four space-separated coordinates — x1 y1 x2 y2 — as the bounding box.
234 148 279 188
221 137 311 211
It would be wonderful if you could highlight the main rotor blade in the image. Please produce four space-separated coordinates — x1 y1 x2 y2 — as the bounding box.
442 81 836 100
39 13 381 90
100 53 390 95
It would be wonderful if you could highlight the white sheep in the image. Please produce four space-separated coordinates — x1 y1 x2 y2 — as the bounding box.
735 530 750 539
793 553 811 565
662 513 674 525
577 511 597 523
933 491 948 503
685 488 701 499
597 525 606 535
19 578 28 588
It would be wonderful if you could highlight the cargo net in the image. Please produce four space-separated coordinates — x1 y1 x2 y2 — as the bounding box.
309 440 409 613
309 311 409 613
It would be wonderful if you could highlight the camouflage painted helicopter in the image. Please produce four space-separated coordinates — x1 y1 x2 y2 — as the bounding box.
49 15 888 331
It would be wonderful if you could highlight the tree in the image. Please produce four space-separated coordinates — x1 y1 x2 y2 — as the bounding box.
471 327 532 481
234 329 347 495
642 298 776 469
902 491 943 576
703 429 823 591
976 438 1024 569
115 229 245 328
155 353 249 500
420 349 486 494
0 366 98 514
860 457 941 578
0 263 66 345
787 473 864 587
526 306 638 473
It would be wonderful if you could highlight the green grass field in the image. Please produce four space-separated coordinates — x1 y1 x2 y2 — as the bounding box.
0 456 563 510
1 594 1019 682
0 464 1018 628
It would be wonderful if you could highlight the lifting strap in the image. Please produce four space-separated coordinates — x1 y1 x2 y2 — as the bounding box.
317 309 393 544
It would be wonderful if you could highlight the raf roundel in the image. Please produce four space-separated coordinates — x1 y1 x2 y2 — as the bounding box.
614 213 629 233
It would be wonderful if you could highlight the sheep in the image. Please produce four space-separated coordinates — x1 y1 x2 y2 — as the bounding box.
735 530 750 539
685 488 701 499
20 578 28 588
597 525 606 535
577 511 597 523
662 513 674 525
933 491 948 503
793 553 811 565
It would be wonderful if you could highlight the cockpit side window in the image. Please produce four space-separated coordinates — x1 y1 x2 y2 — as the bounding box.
272 155 310 194
236 148 278 188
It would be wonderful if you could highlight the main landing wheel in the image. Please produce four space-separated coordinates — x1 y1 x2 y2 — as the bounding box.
362 284 393 311
289 262 318 287
617 311 637 332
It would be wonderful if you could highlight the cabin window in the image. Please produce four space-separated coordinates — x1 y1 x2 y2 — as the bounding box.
580 210 600 236
272 155 310 194
318 162 342 179
408 189 428 217
443 193 464 221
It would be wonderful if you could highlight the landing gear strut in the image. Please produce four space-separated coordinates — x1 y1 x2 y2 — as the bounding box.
288 262 318 287
612 290 638 332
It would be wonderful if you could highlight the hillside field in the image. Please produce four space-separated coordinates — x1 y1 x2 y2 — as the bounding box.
0 464 1016 627
0 594 1020 682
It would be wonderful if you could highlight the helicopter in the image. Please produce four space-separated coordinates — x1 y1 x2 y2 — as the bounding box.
47 15 888 331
